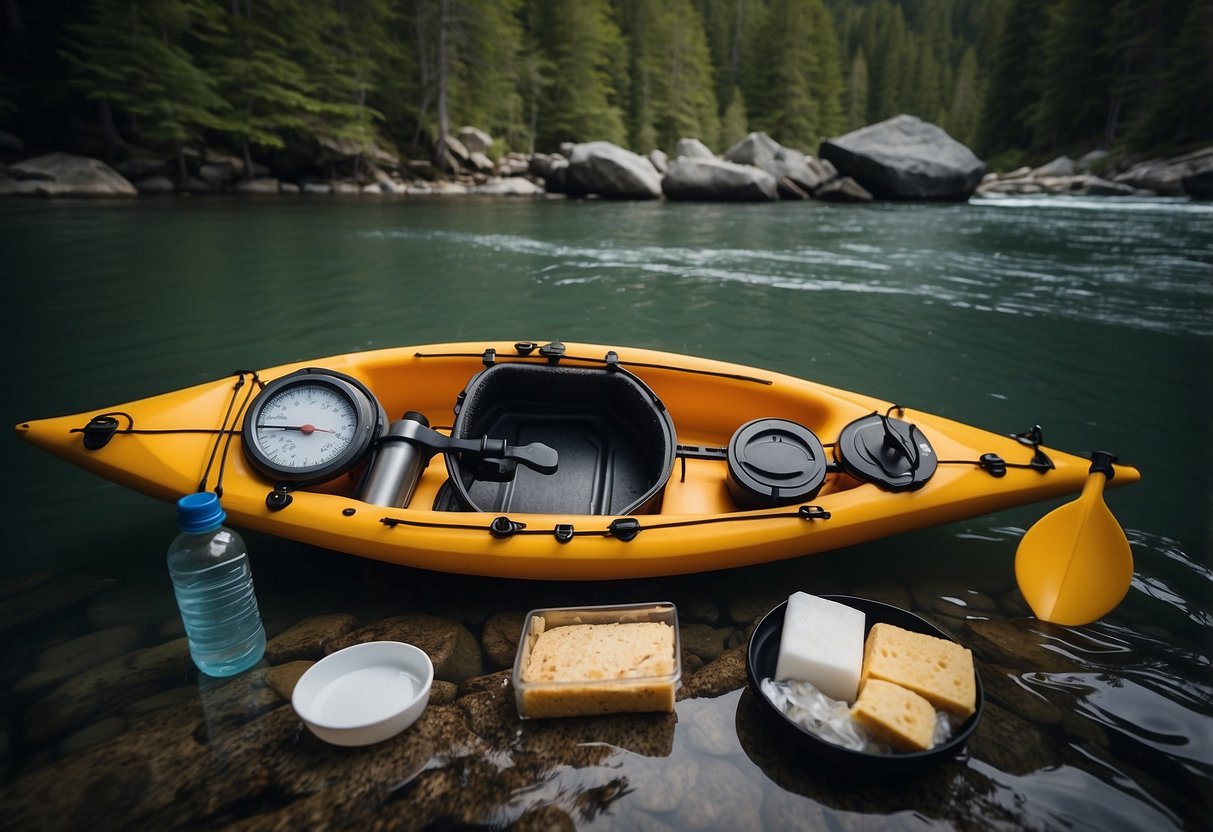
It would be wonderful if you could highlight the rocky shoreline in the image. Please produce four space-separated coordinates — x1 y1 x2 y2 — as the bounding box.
0 562 1202 829
5 116 1209 204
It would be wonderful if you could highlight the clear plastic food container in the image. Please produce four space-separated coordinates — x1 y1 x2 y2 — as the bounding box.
512 602 681 719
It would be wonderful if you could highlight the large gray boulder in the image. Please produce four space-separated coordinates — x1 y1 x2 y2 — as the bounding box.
723 132 826 196
674 138 715 160
457 126 493 156
813 176 873 203
1114 146 1213 196
819 114 984 200
565 141 662 199
1 153 136 197
662 157 778 202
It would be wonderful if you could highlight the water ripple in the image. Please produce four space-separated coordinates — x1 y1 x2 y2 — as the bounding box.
359 202 1213 337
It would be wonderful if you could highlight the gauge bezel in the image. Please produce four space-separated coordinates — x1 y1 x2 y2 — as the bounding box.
241 368 386 485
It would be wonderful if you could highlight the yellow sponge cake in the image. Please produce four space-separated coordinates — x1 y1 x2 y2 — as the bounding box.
859 623 976 718
851 679 937 752
518 620 677 717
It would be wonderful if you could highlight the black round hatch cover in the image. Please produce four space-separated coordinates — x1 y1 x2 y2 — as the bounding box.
727 418 828 508
835 412 937 491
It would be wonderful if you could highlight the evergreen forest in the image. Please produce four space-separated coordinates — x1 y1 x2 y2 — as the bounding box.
2 0 1210 173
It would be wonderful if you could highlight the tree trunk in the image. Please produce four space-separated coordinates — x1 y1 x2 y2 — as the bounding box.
433 0 450 166
98 100 125 158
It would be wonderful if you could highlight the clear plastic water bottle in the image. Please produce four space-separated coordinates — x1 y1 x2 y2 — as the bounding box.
168 492 266 677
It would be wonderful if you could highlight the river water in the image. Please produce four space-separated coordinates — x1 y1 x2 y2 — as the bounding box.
1 194 1210 829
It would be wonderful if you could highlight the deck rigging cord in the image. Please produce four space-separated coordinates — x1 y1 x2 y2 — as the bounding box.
69 370 263 497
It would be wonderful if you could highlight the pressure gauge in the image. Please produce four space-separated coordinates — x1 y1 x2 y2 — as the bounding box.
241 368 386 485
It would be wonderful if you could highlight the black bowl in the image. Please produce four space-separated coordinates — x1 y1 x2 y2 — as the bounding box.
746 594 983 773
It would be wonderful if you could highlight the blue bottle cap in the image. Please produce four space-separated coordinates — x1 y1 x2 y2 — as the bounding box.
177 491 227 533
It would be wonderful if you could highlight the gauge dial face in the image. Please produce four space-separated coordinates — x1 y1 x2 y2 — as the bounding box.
253 383 360 469
241 369 384 485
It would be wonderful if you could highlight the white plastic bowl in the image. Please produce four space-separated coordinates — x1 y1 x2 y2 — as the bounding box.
292 641 434 746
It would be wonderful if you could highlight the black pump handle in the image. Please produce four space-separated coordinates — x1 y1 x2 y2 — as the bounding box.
379 421 558 475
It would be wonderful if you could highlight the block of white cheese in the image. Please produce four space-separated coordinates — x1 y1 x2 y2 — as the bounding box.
774 592 866 704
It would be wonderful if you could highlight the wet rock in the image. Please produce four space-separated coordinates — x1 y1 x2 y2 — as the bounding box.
628 755 699 813
679 644 747 699
761 787 830 829
813 175 873 202
0 574 117 633
1032 155 1076 177
233 177 281 194
679 597 721 625
678 695 738 756
481 611 525 669
512 803 576 831
124 685 196 718
263 660 313 701
662 157 778 202
437 134 470 174
1114 146 1213 195
134 176 175 195
15 624 143 697
472 177 542 196
565 141 662 199
198 162 236 187
723 131 826 195
680 648 704 676
86 585 176 630
264 613 357 663
962 618 1079 674
329 614 482 683
430 680 458 705
820 114 984 200
24 637 192 745
60 714 126 756
674 137 715 160
679 622 729 663
457 126 492 156
2 153 137 197
518 712 677 760
979 664 1063 726
457 676 519 747
674 757 762 830
968 700 1059 775
724 587 784 627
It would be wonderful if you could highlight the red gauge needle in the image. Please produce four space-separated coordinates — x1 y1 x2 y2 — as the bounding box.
258 424 336 434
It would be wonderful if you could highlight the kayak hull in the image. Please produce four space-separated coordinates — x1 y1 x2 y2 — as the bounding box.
15 341 1139 580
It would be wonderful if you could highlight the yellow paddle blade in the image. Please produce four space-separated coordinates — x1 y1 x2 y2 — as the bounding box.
1014 456 1134 626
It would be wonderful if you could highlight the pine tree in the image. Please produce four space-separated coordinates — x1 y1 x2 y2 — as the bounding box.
529 0 626 149
448 0 527 151
720 84 748 148
868 2 909 123
208 0 333 175
695 0 761 121
977 0 1048 156
1127 0 1213 148
746 0 843 149
62 0 230 179
620 0 719 152
944 45 981 146
1024 0 1110 150
845 47 869 131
